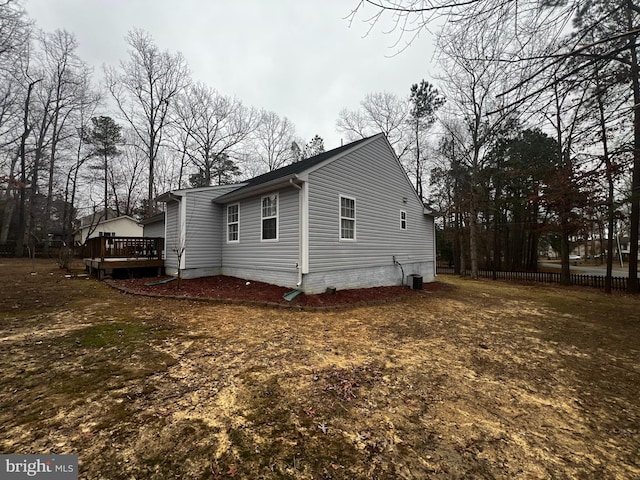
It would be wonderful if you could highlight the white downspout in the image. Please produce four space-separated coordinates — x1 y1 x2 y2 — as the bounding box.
179 194 187 271
290 178 303 287
433 217 437 278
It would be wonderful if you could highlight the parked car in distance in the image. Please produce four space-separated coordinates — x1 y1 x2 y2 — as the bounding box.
569 255 581 261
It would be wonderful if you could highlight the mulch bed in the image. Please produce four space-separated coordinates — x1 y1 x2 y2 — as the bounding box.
108 275 450 309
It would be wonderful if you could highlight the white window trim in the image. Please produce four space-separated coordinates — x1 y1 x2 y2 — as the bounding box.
261 193 279 242
400 210 407 230
339 194 356 242
227 203 240 244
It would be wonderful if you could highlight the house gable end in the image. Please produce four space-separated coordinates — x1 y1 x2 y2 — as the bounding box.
305 133 435 278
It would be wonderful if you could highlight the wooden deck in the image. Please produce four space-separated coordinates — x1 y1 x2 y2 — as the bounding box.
83 236 164 279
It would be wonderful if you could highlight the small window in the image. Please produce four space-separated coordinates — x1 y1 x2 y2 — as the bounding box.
400 210 407 230
99 232 115 237
227 204 239 243
340 195 356 240
261 194 278 241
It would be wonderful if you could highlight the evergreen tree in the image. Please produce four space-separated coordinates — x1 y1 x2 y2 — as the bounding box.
303 135 325 159
409 80 445 199
83 116 123 215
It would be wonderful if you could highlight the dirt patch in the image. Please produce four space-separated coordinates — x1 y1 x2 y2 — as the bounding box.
1 259 639 479
109 274 449 308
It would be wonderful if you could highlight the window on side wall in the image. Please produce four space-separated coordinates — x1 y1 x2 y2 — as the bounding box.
227 203 239 243
261 194 278 241
340 195 356 241
400 210 407 230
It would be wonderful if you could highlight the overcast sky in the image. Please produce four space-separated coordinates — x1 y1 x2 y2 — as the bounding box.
24 0 438 149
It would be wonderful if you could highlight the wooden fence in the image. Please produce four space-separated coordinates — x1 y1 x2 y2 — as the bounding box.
0 242 15 256
0 240 66 258
436 266 638 292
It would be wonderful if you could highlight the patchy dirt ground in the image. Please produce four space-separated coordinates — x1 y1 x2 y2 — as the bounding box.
0 259 639 479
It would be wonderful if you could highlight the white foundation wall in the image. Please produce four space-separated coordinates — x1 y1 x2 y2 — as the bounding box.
166 261 434 294
165 266 222 279
220 266 299 290
301 260 435 294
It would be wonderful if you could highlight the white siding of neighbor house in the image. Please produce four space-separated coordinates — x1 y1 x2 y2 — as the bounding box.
303 135 434 293
221 187 299 288
77 217 143 244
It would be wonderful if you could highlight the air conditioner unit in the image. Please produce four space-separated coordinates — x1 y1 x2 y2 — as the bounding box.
407 274 423 290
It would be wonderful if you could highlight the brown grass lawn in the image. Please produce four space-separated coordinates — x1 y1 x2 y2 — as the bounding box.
0 259 639 479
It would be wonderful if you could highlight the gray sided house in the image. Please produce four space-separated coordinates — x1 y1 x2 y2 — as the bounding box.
159 133 436 294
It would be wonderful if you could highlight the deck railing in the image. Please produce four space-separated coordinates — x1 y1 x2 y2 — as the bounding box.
83 236 164 262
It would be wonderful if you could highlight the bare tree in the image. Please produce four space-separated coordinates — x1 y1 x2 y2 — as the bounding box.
337 91 410 157
61 78 100 248
166 91 197 189
0 0 32 252
37 29 92 255
105 28 190 216
0 0 31 72
250 110 297 172
173 82 258 186
108 130 146 216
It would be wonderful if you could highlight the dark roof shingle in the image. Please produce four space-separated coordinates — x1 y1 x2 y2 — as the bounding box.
236 135 376 192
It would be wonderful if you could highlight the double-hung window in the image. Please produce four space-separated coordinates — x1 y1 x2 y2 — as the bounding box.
227 204 239 243
340 195 356 240
261 194 278 241
400 210 407 230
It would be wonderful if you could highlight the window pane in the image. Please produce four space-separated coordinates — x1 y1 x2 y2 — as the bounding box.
228 223 238 241
262 195 277 217
228 205 238 223
341 197 354 219
341 219 354 239
262 218 277 240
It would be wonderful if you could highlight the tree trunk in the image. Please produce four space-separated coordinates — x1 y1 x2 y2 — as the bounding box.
1 193 16 244
43 106 62 257
627 0 640 293
16 80 41 256
0 152 19 244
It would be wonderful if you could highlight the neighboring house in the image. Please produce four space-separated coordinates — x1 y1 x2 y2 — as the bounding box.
73 214 143 245
158 133 436 294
